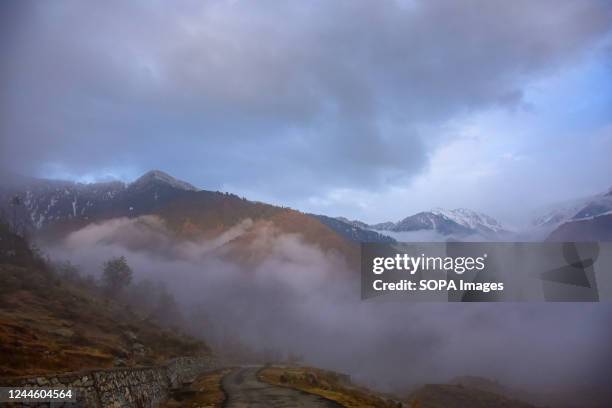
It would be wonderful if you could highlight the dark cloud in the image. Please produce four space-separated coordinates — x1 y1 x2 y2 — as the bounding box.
1 0 611 200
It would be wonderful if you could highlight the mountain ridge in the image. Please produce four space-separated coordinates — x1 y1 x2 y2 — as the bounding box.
2 171 610 243
532 185 612 241
130 170 198 192
0 171 360 264
337 208 509 239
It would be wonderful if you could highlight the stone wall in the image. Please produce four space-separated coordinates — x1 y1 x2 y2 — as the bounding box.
4 356 218 407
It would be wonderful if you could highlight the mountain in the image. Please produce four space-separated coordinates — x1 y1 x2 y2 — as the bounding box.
534 189 612 229
0 170 200 231
366 208 508 239
393 210 475 236
369 221 396 231
313 215 395 243
0 171 359 262
318 209 509 241
130 170 198 192
393 208 507 236
547 214 612 241
533 185 612 241
334 216 371 231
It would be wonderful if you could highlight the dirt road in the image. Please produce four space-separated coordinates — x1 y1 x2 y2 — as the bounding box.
222 367 343 407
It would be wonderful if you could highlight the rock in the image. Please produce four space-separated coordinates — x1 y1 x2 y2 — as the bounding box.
36 377 49 386
114 358 127 367
133 342 146 356
124 330 138 341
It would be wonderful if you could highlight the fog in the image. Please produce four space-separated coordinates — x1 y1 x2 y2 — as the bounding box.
45 216 612 393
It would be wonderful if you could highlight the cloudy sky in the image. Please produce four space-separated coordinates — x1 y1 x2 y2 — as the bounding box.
1 0 611 225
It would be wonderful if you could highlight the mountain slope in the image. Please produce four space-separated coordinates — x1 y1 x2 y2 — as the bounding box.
534 185 612 241
406 384 538 408
534 186 612 228
312 215 395 243
367 208 508 239
0 223 208 378
547 214 612 241
393 211 475 235
0 171 359 261
0 170 198 232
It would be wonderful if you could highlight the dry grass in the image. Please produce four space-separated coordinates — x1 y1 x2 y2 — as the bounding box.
157 192 360 265
259 366 402 408
405 384 538 408
0 261 208 379
160 368 232 408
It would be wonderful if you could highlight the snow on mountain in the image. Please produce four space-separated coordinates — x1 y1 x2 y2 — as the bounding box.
533 187 612 229
538 185 612 241
2 178 126 229
369 221 396 231
316 215 395 243
430 208 506 234
392 211 473 236
334 216 371 230
389 208 508 238
347 209 509 241
0 170 199 231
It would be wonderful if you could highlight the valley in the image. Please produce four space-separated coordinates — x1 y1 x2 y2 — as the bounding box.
1 170 610 407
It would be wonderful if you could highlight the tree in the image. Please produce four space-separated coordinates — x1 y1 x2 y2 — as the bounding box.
102 256 133 295
10 195 22 235
127 278 157 315
150 282 183 327
0 208 8 229
56 260 81 281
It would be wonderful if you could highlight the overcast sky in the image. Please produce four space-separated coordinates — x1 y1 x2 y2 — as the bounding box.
1 0 611 225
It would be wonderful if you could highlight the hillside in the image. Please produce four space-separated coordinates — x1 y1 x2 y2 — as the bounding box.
547 214 612 241
406 384 538 408
260 367 541 408
156 190 358 260
1 171 359 263
345 208 510 241
532 185 612 241
259 366 403 407
312 214 395 244
0 223 209 379
376 208 509 238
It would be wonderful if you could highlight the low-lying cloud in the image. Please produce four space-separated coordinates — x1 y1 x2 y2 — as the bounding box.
45 216 612 394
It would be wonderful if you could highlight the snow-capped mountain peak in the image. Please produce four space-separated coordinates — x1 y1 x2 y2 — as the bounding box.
430 208 505 233
366 208 508 239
